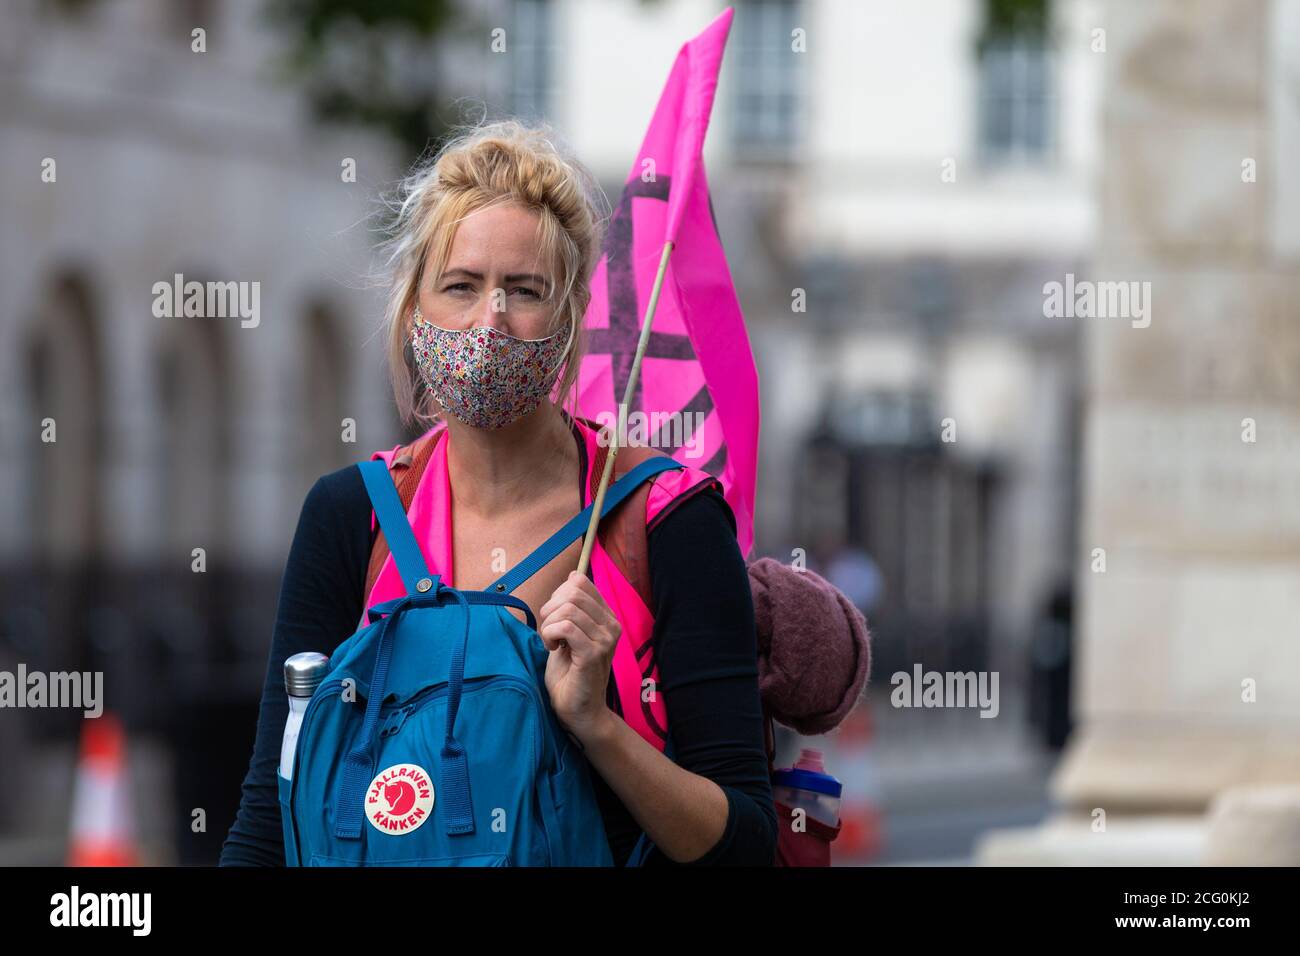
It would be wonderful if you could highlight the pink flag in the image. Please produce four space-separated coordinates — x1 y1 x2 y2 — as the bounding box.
574 6 760 559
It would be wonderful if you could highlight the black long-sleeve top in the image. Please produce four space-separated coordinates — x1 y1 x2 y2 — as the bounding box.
219 457 776 867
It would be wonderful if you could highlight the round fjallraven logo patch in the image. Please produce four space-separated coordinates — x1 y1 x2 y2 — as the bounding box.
366 763 435 835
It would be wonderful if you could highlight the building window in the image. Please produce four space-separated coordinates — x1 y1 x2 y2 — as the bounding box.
509 0 555 122
977 0 1054 165
731 0 803 157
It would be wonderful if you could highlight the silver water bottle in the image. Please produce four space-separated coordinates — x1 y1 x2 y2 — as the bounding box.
280 652 329 782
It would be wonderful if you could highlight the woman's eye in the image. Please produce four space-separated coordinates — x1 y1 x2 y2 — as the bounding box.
512 287 541 299
442 282 472 293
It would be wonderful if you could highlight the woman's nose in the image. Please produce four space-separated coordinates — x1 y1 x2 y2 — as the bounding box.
472 285 510 330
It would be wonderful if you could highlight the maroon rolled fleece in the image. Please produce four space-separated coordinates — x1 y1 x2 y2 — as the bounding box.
747 557 871 736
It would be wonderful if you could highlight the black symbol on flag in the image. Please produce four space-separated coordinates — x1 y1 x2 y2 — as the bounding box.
586 175 728 476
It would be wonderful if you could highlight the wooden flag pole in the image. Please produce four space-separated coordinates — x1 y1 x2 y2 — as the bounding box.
576 239 676 577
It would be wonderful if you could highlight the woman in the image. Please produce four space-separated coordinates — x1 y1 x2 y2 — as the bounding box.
220 119 776 866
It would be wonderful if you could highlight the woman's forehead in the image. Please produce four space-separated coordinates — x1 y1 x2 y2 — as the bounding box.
439 203 552 274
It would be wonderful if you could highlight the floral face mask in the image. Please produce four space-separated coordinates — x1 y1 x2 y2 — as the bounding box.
410 304 569 430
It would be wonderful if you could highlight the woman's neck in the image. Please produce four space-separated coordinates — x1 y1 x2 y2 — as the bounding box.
443 403 580 516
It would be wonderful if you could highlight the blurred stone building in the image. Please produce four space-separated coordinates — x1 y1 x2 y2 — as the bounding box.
980 0 1300 865
0 0 400 862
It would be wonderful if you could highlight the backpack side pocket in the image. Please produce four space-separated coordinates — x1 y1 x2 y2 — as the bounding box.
278 771 300 867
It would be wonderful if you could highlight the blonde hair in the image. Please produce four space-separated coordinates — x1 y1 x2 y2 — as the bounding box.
377 117 610 432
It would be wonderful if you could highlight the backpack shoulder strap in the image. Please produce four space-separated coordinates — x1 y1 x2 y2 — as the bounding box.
361 418 719 612
590 436 726 610
591 442 664 609
490 456 683 595
357 459 434 594
362 429 443 602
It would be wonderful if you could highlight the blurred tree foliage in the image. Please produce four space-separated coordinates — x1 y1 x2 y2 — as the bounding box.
978 0 1049 50
264 0 461 157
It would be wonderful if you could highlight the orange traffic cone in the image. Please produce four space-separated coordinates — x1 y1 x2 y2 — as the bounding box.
68 712 137 866
833 706 884 861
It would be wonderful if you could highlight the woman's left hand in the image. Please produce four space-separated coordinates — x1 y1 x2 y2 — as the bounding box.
538 570 620 741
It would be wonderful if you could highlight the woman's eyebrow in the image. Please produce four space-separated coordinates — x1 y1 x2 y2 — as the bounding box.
441 268 547 285
505 273 549 286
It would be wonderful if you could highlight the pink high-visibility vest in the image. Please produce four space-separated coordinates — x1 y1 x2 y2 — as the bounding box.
360 415 724 753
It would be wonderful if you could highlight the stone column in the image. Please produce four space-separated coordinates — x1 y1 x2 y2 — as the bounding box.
979 0 1300 865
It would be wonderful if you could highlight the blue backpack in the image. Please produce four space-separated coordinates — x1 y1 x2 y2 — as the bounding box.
278 454 683 866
